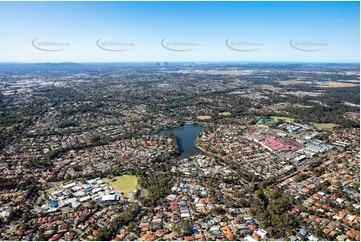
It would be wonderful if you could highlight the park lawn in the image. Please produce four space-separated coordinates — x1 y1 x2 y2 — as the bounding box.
219 112 231 116
197 115 212 120
312 123 338 130
271 116 295 123
103 175 138 194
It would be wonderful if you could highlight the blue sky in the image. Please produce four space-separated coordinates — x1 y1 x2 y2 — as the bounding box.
0 1 359 62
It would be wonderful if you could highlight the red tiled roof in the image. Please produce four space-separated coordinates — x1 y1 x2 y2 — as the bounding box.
248 224 256 231
339 211 348 218
49 233 61 241
347 230 357 239
184 236 195 241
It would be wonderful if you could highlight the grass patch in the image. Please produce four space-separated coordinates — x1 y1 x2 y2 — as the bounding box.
197 115 212 120
47 182 63 194
318 81 359 88
103 175 138 194
219 112 231 116
294 104 313 108
143 189 149 198
271 116 295 123
312 123 338 130
277 80 305 86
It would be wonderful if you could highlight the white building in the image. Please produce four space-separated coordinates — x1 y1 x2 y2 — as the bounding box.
101 194 120 202
63 182 77 189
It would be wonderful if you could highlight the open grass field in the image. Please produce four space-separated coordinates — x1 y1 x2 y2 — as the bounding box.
219 112 231 116
318 81 359 88
271 116 295 123
197 115 212 120
294 104 313 108
312 123 338 130
277 80 305 86
103 175 138 193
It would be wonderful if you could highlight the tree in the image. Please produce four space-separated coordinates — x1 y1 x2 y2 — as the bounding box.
181 220 192 236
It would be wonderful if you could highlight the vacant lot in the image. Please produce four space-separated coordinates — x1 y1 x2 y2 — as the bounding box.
318 81 359 88
312 123 338 130
103 175 138 193
197 115 212 120
271 116 295 123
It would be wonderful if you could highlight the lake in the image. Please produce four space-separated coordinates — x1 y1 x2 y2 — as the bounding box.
159 124 204 158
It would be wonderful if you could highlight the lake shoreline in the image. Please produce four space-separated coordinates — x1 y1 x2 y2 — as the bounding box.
158 124 204 158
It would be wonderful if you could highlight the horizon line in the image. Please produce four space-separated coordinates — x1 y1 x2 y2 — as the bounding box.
0 61 360 64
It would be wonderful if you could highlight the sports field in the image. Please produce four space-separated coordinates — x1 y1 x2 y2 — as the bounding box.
312 123 338 130
103 175 138 193
197 115 212 120
219 112 231 116
271 116 295 123
277 80 304 86
318 81 359 88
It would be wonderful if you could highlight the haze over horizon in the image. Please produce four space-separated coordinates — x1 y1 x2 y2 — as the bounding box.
0 1 359 63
